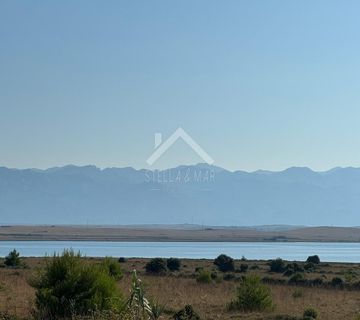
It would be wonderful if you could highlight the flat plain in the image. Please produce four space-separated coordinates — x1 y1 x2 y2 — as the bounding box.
1 225 360 242
1 257 360 319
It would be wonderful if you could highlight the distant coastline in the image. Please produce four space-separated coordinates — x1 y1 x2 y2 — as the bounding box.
1 225 360 242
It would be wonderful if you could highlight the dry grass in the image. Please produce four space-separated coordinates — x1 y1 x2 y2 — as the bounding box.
1 257 360 319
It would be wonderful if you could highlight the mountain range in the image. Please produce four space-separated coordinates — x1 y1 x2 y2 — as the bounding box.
0 164 359 226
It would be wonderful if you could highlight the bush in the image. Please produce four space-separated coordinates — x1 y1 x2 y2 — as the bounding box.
4 250 22 268
303 307 318 319
283 269 294 277
286 262 304 273
210 271 218 280
310 278 324 286
196 270 212 283
331 277 344 287
269 258 285 273
173 305 200 320
288 273 305 284
223 273 236 281
214 254 234 272
101 257 123 280
118 257 126 263
284 263 304 277
239 264 248 273
228 275 273 312
167 258 181 271
31 250 122 319
306 255 320 264
145 258 167 274
304 262 315 271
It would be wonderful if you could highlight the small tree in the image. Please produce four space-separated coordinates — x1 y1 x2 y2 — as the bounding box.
228 275 273 312
31 250 123 318
167 258 181 271
4 249 22 267
214 254 234 272
145 258 167 274
306 255 320 264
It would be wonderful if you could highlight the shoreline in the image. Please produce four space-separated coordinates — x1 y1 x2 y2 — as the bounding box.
1 225 360 242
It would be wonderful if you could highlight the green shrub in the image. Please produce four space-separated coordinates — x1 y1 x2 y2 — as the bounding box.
167 258 181 271
306 255 320 264
101 257 123 280
269 258 285 273
223 273 236 281
303 307 318 319
173 305 200 320
331 277 343 287
284 263 304 277
214 254 234 272
283 269 294 277
311 278 324 286
304 262 315 271
228 275 273 312
118 257 126 263
145 258 167 274
239 264 248 273
150 301 165 320
210 271 218 280
31 249 122 319
196 270 212 283
345 270 355 282
286 263 304 273
4 250 22 268
289 273 305 284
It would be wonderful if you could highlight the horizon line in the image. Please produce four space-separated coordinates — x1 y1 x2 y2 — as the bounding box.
1 163 360 174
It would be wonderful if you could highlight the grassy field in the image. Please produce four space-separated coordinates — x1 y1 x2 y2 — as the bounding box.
1 256 360 319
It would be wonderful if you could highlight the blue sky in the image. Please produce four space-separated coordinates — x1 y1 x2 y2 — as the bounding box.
1 0 360 171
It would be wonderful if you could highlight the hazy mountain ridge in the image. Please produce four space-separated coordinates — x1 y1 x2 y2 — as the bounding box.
0 164 360 226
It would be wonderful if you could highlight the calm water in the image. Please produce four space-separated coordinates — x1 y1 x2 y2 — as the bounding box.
1 241 360 262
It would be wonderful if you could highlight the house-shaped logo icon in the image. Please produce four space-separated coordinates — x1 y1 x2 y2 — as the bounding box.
146 127 214 166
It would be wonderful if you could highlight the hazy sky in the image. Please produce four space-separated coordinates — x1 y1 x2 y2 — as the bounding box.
1 1 360 171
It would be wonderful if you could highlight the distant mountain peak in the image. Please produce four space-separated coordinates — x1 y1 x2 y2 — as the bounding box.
1 163 360 226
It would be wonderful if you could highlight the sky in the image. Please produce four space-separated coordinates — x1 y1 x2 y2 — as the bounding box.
1 0 360 172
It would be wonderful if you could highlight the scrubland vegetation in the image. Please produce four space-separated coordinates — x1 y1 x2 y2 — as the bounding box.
1 251 360 319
